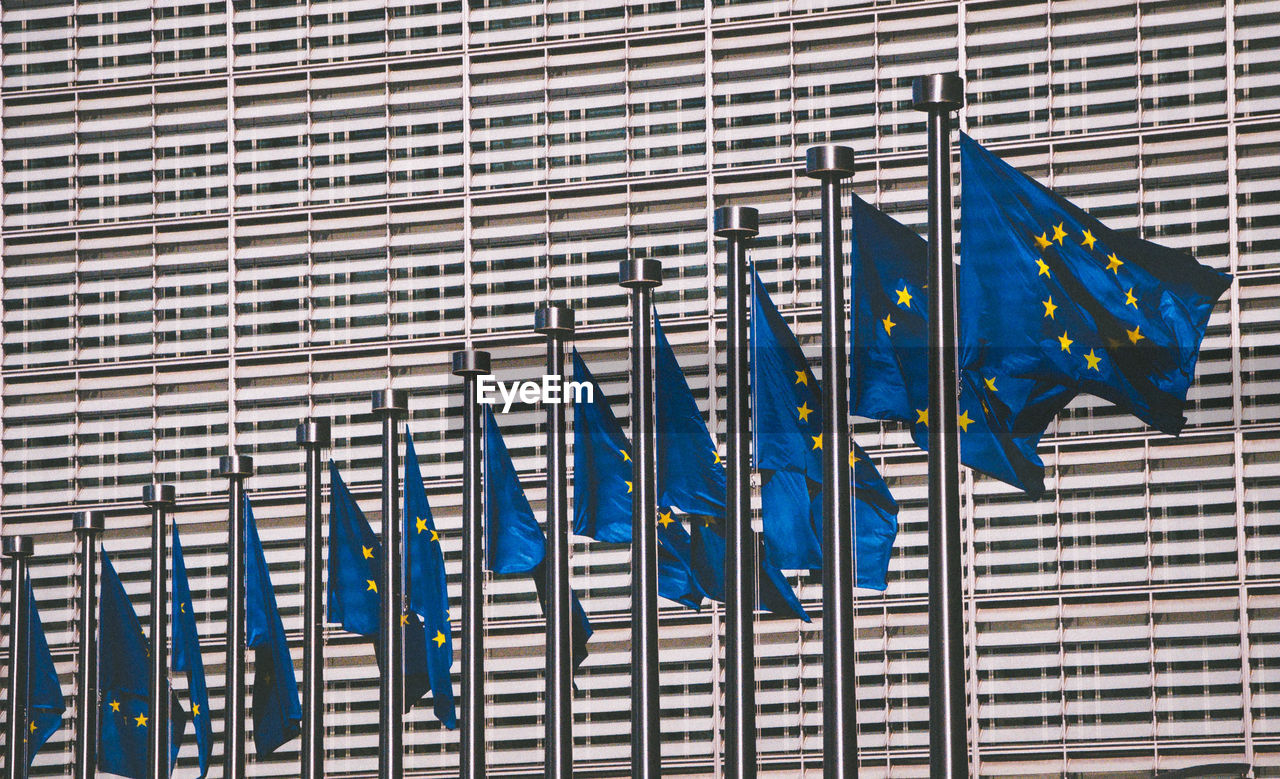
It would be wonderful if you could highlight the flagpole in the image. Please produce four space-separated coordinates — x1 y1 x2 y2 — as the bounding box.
142 486 175 779
219 453 253 779
619 257 662 779
912 72 968 779
371 390 408 779
3 534 34 777
296 419 330 779
71 512 104 779
714 206 760 779
806 144 859 777
535 305 575 779
452 349 491 779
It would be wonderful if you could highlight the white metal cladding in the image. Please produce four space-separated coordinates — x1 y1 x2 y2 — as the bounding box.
0 0 1276 776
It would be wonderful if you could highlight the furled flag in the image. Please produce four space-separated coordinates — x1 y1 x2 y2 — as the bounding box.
325 460 434 709
404 433 458 729
958 133 1231 436
484 406 593 670
17 576 63 771
750 271 900 588
98 550 188 778
172 524 212 776
847 191 1075 496
243 495 301 755
654 316 726 518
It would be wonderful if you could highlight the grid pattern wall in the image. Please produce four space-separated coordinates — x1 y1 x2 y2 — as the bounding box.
0 0 1277 776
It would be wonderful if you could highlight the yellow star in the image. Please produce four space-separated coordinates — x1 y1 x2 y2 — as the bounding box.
430 529 440 543
895 287 913 307
109 700 120 713
30 722 37 732
811 434 822 450
416 517 427 534
882 314 896 335
957 410 973 432
657 511 673 528
625 480 633 494
796 402 812 422
1106 253 1123 274
794 370 808 386
983 376 998 393
401 614 410 626
1052 223 1067 244
1127 325 1144 344
1124 287 1137 308
1058 331 1073 353
433 631 447 647
1034 232 1051 250
1042 296 1057 319
620 449 631 463
915 408 928 426
1081 229 1096 250
180 603 186 613
849 452 860 467
134 713 148 728
362 546 374 560
1036 258 1051 278
712 451 722 465
1084 349 1101 371
192 704 200 716
366 580 377 592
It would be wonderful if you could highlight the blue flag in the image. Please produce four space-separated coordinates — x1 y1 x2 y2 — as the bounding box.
751 270 900 588
571 350 633 544
404 434 458 730
243 495 301 755
687 517 809 622
98 550 188 778
847 191 1075 496
654 316 727 517
958 133 1231 436
326 460 434 711
18 576 63 772
172 524 212 777
484 407 593 670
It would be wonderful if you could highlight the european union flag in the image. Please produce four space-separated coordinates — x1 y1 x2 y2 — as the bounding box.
571 349 632 544
654 315 726 518
959 133 1231 436
243 495 301 755
484 407 593 670
172 524 212 776
751 271 900 588
404 433 458 730
687 516 809 622
847 191 1075 495
98 550 188 778
326 461 434 710
17 576 62 773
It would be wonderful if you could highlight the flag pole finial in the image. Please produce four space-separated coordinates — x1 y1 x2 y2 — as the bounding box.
452 349 492 377
296 419 331 448
2 535 33 557
618 258 663 290
535 304 575 336
805 144 856 180
714 206 759 239
912 73 965 112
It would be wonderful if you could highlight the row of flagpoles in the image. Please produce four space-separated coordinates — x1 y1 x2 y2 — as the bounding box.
2 69 1232 779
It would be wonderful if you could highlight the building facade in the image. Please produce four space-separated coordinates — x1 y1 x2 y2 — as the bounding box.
0 0 1276 775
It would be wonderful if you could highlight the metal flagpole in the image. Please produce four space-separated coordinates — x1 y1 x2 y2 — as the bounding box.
371 390 408 779
219 454 253 779
715 205 760 779
72 512 104 779
3 534 34 778
912 72 968 779
806 144 859 778
535 305 575 779
619 257 662 779
452 349 490 779
142 486 175 779
296 419 330 779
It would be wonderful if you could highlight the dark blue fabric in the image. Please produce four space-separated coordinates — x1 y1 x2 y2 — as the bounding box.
571 350 634 544
654 315 727 517
687 517 809 622
172 524 212 776
244 495 301 755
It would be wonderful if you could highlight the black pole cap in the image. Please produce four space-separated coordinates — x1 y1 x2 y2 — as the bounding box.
2 535 34 557
142 484 177 508
911 73 965 112
296 419 331 448
371 390 409 419
714 206 759 239
618 258 663 290
805 144 856 180
218 454 254 479
72 510 106 534
452 349 491 377
534 304 575 337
